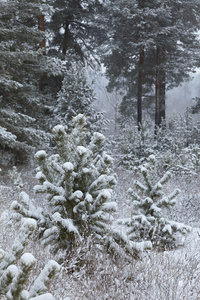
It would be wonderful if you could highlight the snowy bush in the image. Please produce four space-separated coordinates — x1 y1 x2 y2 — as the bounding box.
116 112 200 174
53 63 107 133
156 144 200 175
55 247 200 300
13 114 150 259
8 166 24 190
116 121 154 168
0 218 59 300
12 115 117 253
119 157 191 249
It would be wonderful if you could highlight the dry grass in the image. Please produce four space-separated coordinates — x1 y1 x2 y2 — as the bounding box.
0 165 200 299
51 241 200 300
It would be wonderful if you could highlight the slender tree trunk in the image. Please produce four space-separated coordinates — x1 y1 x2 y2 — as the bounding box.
38 15 46 54
38 15 46 90
63 16 71 55
137 47 144 129
159 47 166 122
155 46 166 131
159 69 166 122
155 46 160 129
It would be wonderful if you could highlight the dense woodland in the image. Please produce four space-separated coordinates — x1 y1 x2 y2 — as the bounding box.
0 1 200 299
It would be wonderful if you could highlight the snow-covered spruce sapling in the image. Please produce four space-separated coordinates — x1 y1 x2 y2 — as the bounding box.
13 114 120 256
117 121 155 168
8 166 24 190
0 218 60 299
53 63 106 133
121 156 191 249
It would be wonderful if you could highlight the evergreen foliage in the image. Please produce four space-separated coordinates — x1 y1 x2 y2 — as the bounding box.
117 120 154 168
53 63 106 132
117 113 200 174
46 0 107 63
0 0 52 163
0 0 107 163
122 158 191 249
13 114 117 253
103 0 200 124
12 114 152 259
0 218 59 300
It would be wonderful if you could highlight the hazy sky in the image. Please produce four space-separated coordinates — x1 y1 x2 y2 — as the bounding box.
93 69 200 122
166 70 200 117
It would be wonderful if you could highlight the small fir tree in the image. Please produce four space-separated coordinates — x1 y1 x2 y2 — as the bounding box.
13 114 148 259
53 63 106 132
123 156 191 249
155 111 200 153
13 114 117 254
117 121 154 168
0 218 60 300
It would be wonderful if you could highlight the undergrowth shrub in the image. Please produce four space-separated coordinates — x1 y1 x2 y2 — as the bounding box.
13 114 150 260
118 157 191 250
116 112 200 175
0 218 59 300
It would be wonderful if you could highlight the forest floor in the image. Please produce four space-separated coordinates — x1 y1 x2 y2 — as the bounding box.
0 164 200 299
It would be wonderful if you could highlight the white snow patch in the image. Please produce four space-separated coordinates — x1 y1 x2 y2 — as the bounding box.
131 240 152 252
53 195 65 203
20 290 30 300
63 162 74 172
77 146 87 155
29 261 60 298
150 203 161 213
72 114 86 124
35 171 46 181
51 212 61 222
11 200 19 210
51 213 79 235
35 150 47 160
99 189 112 200
162 224 172 234
19 191 30 204
30 293 55 300
82 167 90 173
34 184 45 193
0 249 5 260
102 201 117 211
70 190 83 200
21 253 36 267
21 218 37 230
7 264 18 277
92 132 105 142
52 124 65 134
85 193 93 203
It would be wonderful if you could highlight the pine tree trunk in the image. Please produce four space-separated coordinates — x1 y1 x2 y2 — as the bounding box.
159 69 166 122
159 47 166 122
155 46 160 129
38 15 46 91
155 46 166 130
63 15 71 55
38 15 46 54
137 47 144 129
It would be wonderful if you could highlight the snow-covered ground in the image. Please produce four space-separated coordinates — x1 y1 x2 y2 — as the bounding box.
0 165 200 299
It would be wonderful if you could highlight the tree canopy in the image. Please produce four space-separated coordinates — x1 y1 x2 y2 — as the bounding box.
103 0 200 126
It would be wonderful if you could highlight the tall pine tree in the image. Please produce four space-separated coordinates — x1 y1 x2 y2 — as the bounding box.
0 0 53 163
103 0 200 127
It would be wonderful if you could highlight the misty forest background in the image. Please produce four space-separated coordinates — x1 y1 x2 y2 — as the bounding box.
1 1 200 299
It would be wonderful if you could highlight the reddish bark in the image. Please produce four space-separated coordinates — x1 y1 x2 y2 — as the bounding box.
155 46 166 130
38 15 46 54
137 47 144 129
